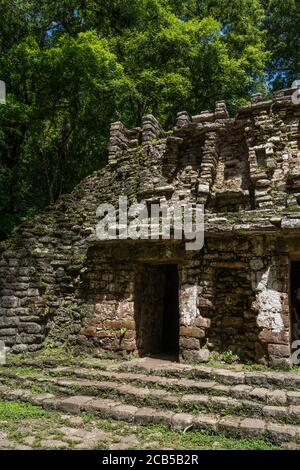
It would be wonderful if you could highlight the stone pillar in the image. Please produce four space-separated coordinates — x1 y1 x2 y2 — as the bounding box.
251 256 291 368
251 93 264 104
215 101 229 119
142 115 163 145
179 263 211 364
108 121 129 165
176 111 191 128
197 132 218 204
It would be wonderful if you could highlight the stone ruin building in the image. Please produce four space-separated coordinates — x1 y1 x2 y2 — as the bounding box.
1 86 300 369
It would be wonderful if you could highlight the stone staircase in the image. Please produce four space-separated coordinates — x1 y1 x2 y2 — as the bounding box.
1 358 300 446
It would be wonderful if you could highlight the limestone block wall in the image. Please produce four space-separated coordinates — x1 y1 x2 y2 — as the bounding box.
0 249 46 353
78 246 136 356
175 236 291 368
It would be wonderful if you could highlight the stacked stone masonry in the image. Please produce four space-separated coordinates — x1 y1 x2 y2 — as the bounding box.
1 86 300 368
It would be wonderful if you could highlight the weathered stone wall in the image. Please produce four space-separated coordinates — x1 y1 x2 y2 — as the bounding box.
175 237 290 367
1 87 300 367
0 249 46 353
78 246 136 355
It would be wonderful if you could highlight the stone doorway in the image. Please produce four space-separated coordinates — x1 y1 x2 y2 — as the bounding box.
290 261 300 342
134 264 180 359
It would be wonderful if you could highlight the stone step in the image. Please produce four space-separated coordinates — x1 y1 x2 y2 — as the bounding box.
0 383 299 446
8 358 300 390
1 370 300 426
46 366 300 407
78 359 300 390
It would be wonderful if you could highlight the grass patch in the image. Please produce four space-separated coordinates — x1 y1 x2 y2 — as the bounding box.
0 365 46 377
94 418 281 450
132 423 280 451
0 400 284 451
0 400 51 421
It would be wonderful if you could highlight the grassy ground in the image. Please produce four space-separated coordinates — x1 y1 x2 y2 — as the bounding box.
0 400 280 450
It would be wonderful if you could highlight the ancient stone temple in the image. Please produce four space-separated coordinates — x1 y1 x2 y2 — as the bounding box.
1 86 300 368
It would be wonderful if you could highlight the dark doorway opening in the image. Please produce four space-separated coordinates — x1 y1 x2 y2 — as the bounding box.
134 264 180 360
290 262 300 342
